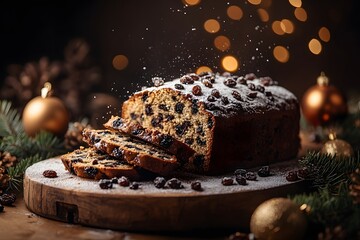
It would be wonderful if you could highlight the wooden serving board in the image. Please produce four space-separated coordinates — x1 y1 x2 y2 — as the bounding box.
24 158 306 232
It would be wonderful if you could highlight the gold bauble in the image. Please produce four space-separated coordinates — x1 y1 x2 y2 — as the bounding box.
22 83 69 137
301 72 347 126
250 198 307 240
321 133 354 158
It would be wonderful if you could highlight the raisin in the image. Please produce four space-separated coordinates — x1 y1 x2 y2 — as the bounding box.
297 167 309 179
192 85 202 96
175 121 191 136
119 176 130 187
234 169 247 177
202 79 213 88
92 160 98 165
248 92 257 98
99 179 113 189
185 138 194 145
175 102 185 114
111 177 119 184
245 73 256 80
171 96 177 101
180 75 194 84
165 114 175 121
145 104 153 116
193 155 205 169
130 113 138 120
71 158 83 163
245 172 257 181
211 89 221 98
232 90 242 101
189 73 200 81
221 96 229 105
130 182 140 190
248 83 255 90
154 177 166 188
151 115 163 128
207 117 214 129
158 104 169 111
191 181 202 191
196 137 206 146
43 170 57 178
258 166 270 177
112 118 123 128
205 75 216 83
235 176 247 185
166 178 183 189
223 78 237 87
237 77 247 85
112 147 124 159
256 85 265 93
265 91 272 97
159 135 173 148
259 76 272 86
286 171 299 182
207 95 216 102
191 102 199 114
175 83 185 90
141 93 149 102
196 126 204 135
84 166 98 178
221 177 234 186
0 193 16 206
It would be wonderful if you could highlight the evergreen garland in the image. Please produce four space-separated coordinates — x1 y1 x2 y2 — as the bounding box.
0 100 66 191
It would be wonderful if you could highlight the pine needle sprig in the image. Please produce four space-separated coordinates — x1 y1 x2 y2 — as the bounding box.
0 100 23 137
299 151 360 193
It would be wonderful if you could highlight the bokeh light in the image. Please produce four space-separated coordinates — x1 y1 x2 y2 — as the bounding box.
308 39 322 55
318 27 331 42
289 0 302 8
196 66 212 74
294 7 307 22
272 21 285 35
221 55 239 72
183 0 201 6
280 19 294 34
204 19 221 33
112 55 128 70
257 9 269 22
214 35 231 52
227 6 243 21
247 0 262 5
273 46 290 63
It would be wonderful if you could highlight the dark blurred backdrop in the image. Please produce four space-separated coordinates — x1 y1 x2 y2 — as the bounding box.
1 0 359 121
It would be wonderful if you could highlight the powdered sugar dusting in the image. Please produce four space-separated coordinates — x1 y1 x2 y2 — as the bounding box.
26 158 301 196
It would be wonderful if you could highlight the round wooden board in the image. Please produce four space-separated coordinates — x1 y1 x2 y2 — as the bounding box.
24 158 306 232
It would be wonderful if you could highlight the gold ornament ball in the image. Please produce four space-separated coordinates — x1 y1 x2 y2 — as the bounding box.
321 133 354 158
250 198 307 240
301 72 347 126
22 96 69 137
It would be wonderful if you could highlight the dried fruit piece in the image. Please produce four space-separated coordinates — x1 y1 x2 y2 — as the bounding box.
237 77 247 85
256 85 265 93
151 77 164 87
154 177 166 188
297 167 309 179
118 176 130 187
232 90 242 101
43 170 58 178
192 85 202 96
189 73 200 81
245 172 257 181
286 171 299 182
99 179 113 189
207 95 216 102
222 177 234 186
211 89 221 98
167 178 183 189
84 166 98 178
111 177 118 184
223 78 237 87
130 182 140 190
202 79 213 88
235 175 247 185
248 92 257 98
258 166 270 177
175 83 184 90
175 102 185 114
247 83 255 90
191 181 202 191
180 75 194 84
221 96 229 105
234 169 247 177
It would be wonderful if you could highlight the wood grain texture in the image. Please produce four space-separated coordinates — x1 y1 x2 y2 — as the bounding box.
24 158 307 232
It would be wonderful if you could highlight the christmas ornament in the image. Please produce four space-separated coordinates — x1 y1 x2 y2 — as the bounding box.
321 132 354 158
301 72 348 126
22 82 69 137
349 168 360 204
65 120 92 150
250 198 307 240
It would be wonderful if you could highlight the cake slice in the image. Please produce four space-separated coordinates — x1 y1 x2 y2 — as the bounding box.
103 116 196 165
60 147 141 180
82 129 179 175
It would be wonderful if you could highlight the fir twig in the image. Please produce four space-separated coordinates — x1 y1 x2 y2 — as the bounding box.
0 100 23 137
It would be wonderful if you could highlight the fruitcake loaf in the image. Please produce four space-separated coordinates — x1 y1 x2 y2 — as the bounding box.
61 147 141 180
104 116 196 165
121 72 300 174
82 129 179 175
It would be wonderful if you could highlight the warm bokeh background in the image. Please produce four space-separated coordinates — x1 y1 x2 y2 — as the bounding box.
1 0 359 123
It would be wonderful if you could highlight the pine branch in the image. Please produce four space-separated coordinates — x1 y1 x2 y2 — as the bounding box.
299 151 360 193
0 100 23 137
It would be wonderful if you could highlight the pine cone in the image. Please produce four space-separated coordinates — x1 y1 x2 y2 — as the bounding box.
349 168 360 204
65 121 92 150
0 168 10 194
318 225 347 240
0 151 17 168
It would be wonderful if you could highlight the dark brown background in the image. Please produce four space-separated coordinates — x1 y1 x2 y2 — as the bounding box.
1 0 359 103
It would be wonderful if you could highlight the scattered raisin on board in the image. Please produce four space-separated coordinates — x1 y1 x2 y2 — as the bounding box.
258 166 270 177
286 171 299 182
166 178 183 189
221 177 234 186
99 179 113 189
130 182 140 190
154 177 166 189
43 170 58 178
118 176 130 187
245 172 257 181
191 181 202 191
235 176 247 185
